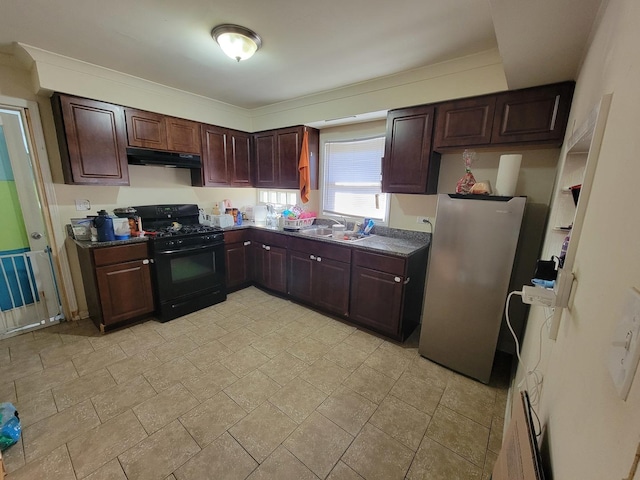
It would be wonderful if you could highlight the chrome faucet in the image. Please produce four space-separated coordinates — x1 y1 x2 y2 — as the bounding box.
325 216 347 227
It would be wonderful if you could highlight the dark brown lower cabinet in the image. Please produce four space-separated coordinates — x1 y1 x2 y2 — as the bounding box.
288 237 351 317
252 231 287 294
224 230 253 292
76 242 154 332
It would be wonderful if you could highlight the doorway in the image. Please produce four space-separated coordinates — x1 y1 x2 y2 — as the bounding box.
0 106 64 338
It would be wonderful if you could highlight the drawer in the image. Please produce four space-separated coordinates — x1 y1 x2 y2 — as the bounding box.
353 250 406 276
224 229 250 245
289 237 351 264
93 243 149 267
252 229 288 248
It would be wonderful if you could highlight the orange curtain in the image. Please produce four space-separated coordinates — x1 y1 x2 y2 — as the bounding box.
298 129 311 203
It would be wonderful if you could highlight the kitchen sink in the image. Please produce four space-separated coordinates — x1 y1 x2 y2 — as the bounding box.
300 227 333 237
299 227 373 242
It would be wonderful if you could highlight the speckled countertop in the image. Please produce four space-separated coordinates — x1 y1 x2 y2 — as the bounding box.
70 222 430 257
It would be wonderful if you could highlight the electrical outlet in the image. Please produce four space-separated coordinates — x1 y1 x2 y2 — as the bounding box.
608 287 640 400
416 216 431 225
75 199 91 211
522 285 557 307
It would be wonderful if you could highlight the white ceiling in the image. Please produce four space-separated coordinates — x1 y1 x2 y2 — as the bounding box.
0 0 603 111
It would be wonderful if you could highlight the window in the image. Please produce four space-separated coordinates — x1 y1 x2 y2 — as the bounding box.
322 136 388 221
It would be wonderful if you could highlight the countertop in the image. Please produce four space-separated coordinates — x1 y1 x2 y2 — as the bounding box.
70 222 430 257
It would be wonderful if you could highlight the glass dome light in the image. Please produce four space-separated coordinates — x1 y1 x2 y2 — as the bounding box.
212 24 262 62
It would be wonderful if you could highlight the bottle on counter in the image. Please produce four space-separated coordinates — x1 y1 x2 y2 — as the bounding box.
94 210 115 242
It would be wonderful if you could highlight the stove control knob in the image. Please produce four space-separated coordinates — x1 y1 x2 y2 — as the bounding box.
176 240 184 246
167 241 175 247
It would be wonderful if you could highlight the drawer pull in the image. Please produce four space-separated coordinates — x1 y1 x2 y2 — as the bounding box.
394 276 401 283
310 255 316 260
243 241 251 246
142 259 149 265
265 245 271 251
316 257 322 262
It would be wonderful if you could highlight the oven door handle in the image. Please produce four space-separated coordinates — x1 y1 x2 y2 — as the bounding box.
156 244 221 256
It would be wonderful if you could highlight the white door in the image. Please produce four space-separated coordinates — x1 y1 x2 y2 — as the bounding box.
0 108 63 338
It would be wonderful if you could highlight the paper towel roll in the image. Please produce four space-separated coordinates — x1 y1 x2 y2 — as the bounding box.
495 154 522 196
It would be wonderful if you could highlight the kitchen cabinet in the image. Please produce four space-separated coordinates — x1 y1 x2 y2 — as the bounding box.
288 237 351 317
124 108 201 154
433 81 575 149
382 105 441 194
252 230 287 294
254 126 319 189
194 124 252 187
75 242 154 332
51 93 130 186
224 229 253 291
349 248 428 341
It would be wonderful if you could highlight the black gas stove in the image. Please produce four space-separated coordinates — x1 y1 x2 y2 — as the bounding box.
131 204 226 322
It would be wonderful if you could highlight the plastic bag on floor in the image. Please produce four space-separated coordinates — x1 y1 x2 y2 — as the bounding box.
0 403 21 451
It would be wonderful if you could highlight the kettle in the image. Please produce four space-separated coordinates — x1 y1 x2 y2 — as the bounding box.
94 210 115 242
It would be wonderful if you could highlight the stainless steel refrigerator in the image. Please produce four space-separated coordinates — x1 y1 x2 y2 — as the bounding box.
419 194 526 383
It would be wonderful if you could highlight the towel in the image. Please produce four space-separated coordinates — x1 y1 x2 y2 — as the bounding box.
298 129 311 203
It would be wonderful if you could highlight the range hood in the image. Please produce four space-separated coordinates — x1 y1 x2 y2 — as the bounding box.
126 147 201 169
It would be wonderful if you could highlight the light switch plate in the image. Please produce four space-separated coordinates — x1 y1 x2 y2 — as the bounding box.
75 199 91 211
608 287 640 400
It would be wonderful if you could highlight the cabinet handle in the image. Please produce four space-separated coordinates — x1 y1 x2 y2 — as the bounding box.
404 277 410 285
310 255 316 260
243 241 251 246
316 257 322 262
265 245 271 251
142 259 149 265
394 276 401 283
262 244 267 249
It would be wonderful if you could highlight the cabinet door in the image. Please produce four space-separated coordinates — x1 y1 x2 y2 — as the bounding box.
434 97 496 148
96 260 154 325
253 243 267 286
313 257 350 317
491 82 575 145
288 250 314 303
254 131 277 187
52 94 129 186
266 246 288 293
276 127 302 189
382 106 437 194
125 109 167 150
350 266 403 336
200 124 229 186
229 130 252 187
225 242 250 290
166 117 201 154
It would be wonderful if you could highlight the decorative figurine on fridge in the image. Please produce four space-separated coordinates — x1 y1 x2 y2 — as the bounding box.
455 149 477 194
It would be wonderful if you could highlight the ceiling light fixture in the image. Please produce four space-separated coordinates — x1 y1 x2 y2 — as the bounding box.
211 24 262 62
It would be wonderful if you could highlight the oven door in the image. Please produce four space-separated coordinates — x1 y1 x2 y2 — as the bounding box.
153 243 225 303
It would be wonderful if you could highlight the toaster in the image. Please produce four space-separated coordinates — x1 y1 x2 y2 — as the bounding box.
208 214 234 228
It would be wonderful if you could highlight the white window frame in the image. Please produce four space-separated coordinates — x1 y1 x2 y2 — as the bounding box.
320 132 389 225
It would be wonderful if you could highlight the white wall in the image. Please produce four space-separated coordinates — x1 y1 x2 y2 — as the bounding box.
513 0 640 477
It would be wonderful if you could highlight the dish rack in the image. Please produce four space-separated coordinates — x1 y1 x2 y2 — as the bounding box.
284 217 316 228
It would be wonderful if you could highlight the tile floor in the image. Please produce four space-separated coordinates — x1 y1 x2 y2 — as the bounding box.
1 287 510 480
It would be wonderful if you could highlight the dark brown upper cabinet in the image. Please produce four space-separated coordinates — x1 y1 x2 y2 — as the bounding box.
124 108 201 154
253 126 319 190
382 105 440 194
433 81 575 150
194 124 252 187
51 93 130 186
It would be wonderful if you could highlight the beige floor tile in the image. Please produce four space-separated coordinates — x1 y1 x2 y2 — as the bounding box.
3 436 25 472
0 346 8 363
180 362 238 401
22 399 100 463
483 449 498 480
317 386 377 436
258 351 308 386
405 356 453 390
426 406 490 467
184 340 233 370
218 326 260 352
0 355 43 384
213 312 253 332
269 378 327 424
151 317 198 340
67 409 148 478
448 375 497 406
0 331 34 348
247 445 318 480
174 431 257 480
88 328 136 351
364 347 410 380
322 342 370 372
407 436 482 480
390 372 444 415
179 391 246 447
246 317 284 337
9 335 63 362
5 444 76 480
220 345 270 377
440 380 496 428
150 334 199 363
185 324 229 345
299 358 351 395
39 338 94 368
369 395 430 451
14 361 78 400
283 411 353 479
224 369 281 412
117 328 166 356
327 461 364 479
229 402 297 463
187 311 225 330
0 382 16 405
119 420 200 480
277 319 318 341
310 323 353 346
342 423 414 480
143 356 201 392
487 416 504 454
52 368 116 411
83 459 128 480
107 349 162 384
72 344 127 377
91 375 157 422
251 332 295 358
343 330 383 355
133 383 199 434
14 389 57 428
342 365 395 404
379 339 419 360
287 337 332 364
